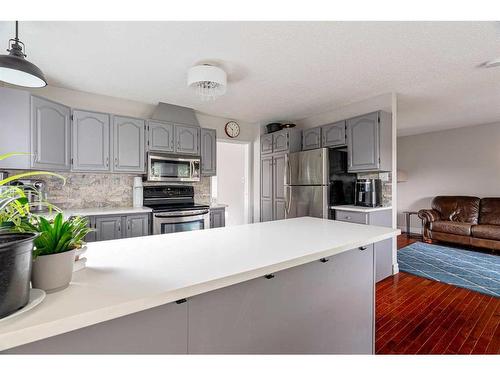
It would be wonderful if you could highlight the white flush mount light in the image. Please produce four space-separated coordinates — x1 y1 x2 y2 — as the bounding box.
187 64 227 101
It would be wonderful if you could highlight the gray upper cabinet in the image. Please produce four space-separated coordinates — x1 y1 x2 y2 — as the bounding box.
95 215 123 242
31 96 71 171
273 131 289 153
147 120 174 152
0 87 31 169
260 134 273 155
72 110 110 171
113 116 145 173
125 214 149 238
347 112 380 172
201 128 217 176
322 121 346 148
175 124 200 155
302 127 321 150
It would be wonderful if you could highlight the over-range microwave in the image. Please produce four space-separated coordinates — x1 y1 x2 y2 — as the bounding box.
147 152 200 182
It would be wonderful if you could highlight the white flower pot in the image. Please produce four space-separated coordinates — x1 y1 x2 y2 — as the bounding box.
31 249 76 293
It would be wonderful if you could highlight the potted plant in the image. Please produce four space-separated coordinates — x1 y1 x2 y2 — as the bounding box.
0 152 63 317
21 213 92 292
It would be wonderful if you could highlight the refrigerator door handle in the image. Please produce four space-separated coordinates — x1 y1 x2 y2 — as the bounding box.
284 154 291 186
285 186 292 216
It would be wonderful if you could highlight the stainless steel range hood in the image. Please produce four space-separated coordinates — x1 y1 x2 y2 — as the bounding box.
151 102 199 127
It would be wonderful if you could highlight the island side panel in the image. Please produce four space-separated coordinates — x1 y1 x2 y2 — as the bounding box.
4 301 187 354
188 244 375 354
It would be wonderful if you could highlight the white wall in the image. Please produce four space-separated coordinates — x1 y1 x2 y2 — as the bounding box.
214 141 250 226
397 121 500 232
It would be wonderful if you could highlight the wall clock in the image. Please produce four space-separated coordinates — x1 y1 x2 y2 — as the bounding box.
225 121 240 138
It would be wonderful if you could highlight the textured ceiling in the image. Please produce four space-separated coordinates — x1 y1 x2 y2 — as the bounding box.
0 21 499 135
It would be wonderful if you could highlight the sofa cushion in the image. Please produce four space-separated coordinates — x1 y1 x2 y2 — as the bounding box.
431 196 480 224
471 224 500 241
430 221 472 236
479 198 500 225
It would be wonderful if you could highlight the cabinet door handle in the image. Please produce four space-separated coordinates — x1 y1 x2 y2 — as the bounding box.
264 274 275 280
175 298 187 304
114 157 118 167
127 220 131 231
345 216 352 220
106 157 109 167
319 257 329 263
118 221 121 232
359 246 367 251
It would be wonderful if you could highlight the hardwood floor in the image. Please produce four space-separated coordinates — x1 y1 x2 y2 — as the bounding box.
375 234 500 354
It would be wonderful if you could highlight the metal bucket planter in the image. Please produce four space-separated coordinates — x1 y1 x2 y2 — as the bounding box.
0 232 38 319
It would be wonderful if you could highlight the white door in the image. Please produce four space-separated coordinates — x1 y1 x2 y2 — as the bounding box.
214 141 249 226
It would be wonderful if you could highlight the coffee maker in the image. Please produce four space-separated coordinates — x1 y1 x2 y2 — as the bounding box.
355 179 382 207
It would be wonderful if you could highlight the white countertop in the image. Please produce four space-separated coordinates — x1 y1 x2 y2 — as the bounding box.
41 206 152 219
210 203 228 209
330 205 393 213
0 217 399 351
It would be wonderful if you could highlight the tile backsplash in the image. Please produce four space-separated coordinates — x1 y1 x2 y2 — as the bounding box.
4 170 211 209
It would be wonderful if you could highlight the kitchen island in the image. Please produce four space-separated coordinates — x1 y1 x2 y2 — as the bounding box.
0 217 399 354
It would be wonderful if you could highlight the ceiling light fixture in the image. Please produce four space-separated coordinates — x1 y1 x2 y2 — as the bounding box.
187 64 227 101
0 21 47 88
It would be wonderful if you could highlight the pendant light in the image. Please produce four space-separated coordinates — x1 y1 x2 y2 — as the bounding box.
0 21 47 88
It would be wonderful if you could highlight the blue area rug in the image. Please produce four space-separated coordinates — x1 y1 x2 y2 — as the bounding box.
398 242 500 298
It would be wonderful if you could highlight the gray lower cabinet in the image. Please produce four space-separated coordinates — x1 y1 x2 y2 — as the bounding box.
72 110 110 171
175 124 200 155
260 156 273 222
31 96 71 170
322 121 346 147
5 301 188 354
147 120 174 152
188 245 375 354
302 127 321 150
113 116 145 173
91 213 150 242
125 215 150 238
210 207 225 228
334 208 393 282
201 128 217 176
94 215 123 242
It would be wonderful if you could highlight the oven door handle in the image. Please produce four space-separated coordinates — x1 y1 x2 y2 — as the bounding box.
154 210 209 218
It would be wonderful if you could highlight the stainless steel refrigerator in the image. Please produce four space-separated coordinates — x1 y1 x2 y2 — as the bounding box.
284 148 329 219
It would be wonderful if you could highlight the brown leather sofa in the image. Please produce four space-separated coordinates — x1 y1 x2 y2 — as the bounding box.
418 196 500 251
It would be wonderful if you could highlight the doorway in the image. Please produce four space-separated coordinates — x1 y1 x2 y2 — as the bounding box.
211 140 250 226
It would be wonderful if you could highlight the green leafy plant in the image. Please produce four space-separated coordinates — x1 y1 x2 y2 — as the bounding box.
0 152 64 231
21 213 92 258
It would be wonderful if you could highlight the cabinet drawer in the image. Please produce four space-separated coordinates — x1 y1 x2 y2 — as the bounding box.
334 210 368 224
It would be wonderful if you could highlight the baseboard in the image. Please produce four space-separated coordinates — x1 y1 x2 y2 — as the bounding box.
397 225 422 235
392 262 399 275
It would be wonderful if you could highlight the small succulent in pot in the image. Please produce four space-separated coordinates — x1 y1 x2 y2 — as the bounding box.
21 213 92 293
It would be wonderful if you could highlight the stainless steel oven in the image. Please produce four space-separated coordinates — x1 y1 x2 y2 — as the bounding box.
147 152 200 182
153 208 210 235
